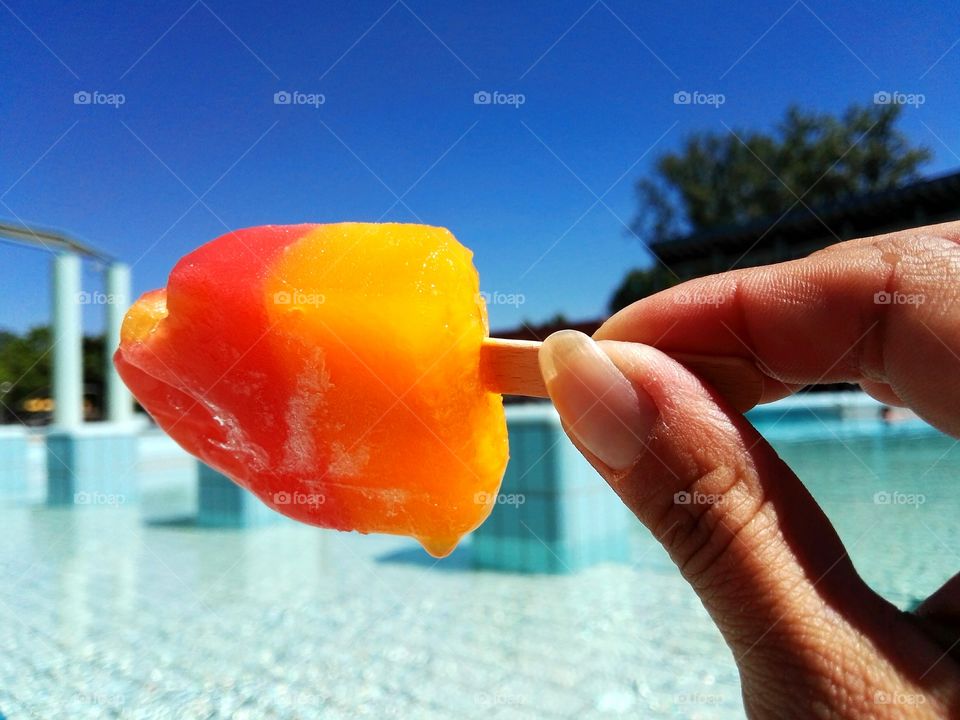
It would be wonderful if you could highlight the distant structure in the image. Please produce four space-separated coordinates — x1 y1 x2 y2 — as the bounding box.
0 221 137 504
493 318 602 343
0 221 132 426
494 171 960 399
650 170 960 281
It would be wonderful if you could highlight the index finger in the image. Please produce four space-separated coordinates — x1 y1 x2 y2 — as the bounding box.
595 221 960 435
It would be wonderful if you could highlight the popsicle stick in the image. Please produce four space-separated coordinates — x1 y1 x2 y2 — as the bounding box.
666 352 766 413
480 337 765 413
480 338 547 398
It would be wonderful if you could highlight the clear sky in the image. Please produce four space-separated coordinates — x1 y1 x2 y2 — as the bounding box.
2 0 959 334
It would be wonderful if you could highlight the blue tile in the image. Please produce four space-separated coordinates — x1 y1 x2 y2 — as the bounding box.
504 421 560 494
557 435 603 492
0 430 29 502
559 488 608 544
46 430 138 506
472 406 633 573
196 463 281 528
520 494 559 543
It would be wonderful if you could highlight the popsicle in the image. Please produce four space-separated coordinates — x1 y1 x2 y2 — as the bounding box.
115 222 764 556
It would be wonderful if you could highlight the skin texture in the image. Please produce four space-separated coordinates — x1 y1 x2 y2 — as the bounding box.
539 221 960 718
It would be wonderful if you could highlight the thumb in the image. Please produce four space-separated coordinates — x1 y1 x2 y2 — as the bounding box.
538 330 888 667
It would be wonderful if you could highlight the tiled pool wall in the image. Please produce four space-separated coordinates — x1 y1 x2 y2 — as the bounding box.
196 463 283 528
473 404 633 573
46 426 138 506
1 392 958 720
0 425 28 501
4 404 639 573
0 391 942 577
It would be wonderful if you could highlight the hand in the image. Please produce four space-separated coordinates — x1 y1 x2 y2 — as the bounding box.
538 221 960 718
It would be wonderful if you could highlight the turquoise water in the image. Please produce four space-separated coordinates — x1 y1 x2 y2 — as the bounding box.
760 418 960 611
0 414 957 719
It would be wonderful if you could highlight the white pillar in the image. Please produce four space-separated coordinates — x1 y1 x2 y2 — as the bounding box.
105 262 133 423
52 253 83 428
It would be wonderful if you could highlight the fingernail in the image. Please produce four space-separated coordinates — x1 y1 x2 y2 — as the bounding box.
539 330 658 470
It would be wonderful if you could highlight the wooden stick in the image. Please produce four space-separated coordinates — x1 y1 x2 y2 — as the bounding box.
480 338 547 398
480 337 765 414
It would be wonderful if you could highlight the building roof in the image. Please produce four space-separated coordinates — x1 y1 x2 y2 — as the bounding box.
651 170 960 264
492 318 603 342
0 221 112 261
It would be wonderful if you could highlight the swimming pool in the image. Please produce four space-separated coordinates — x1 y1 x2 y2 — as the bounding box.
0 397 957 718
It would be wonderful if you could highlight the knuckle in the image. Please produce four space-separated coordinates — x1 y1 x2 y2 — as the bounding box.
652 462 767 587
870 232 960 294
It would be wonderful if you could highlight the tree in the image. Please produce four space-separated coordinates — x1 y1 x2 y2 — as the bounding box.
0 327 51 423
613 103 932 312
608 267 678 314
0 326 106 424
632 103 930 246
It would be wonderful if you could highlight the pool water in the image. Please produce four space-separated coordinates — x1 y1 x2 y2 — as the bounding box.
0 415 957 719
762 418 959 610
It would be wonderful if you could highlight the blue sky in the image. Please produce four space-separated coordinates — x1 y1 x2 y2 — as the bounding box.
2 0 959 334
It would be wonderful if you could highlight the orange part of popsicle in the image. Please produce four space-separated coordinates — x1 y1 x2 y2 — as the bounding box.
114 223 509 556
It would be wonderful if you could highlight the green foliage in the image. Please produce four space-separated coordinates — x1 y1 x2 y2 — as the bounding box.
541 313 570 327
0 327 51 422
83 335 106 396
613 103 932 312
0 326 105 423
632 103 931 245
608 266 677 313
519 313 570 329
